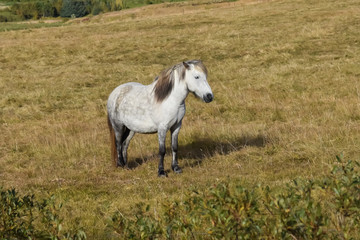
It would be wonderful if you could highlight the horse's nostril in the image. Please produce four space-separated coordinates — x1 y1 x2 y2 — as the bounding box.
204 93 213 103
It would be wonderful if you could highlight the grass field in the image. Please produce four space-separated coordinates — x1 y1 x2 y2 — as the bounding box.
1 0 360 238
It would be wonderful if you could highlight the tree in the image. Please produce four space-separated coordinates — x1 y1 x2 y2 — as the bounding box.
60 0 89 18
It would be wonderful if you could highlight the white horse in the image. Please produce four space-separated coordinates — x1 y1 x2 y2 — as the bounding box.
107 60 213 177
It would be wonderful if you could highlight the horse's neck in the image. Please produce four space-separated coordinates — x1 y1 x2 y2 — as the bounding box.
167 78 188 106
174 81 189 104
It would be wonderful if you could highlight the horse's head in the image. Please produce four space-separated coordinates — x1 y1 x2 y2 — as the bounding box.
183 61 214 103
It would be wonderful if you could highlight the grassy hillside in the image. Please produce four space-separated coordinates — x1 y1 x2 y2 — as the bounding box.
1 0 359 238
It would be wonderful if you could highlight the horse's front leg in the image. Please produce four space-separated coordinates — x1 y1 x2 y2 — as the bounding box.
157 128 167 177
171 122 182 174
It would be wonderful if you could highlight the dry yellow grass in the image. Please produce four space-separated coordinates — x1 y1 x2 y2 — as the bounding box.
1 0 360 237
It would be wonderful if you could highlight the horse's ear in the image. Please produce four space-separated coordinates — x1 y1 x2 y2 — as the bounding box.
183 61 190 69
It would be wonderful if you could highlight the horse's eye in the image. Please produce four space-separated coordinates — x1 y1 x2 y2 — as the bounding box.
195 76 200 79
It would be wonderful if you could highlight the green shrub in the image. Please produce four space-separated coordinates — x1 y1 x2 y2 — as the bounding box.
60 0 89 18
112 203 162 239
112 156 360 239
10 0 61 20
91 4 102 15
0 10 22 22
263 180 329 239
0 188 86 240
322 156 360 239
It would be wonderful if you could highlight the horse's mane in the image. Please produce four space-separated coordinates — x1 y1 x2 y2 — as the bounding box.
153 60 207 102
153 63 185 102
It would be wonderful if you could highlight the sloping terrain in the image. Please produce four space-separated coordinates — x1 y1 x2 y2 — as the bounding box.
0 0 359 237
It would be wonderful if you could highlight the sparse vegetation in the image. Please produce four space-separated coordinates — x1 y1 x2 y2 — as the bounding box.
0 188 86 239
112 156 359 239
2 156 358 239
0 0 359 238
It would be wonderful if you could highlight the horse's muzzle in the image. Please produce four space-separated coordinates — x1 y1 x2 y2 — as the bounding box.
203 93 214 103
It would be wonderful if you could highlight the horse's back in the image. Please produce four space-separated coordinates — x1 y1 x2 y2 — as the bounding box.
107 82 144 113
107 82 158 133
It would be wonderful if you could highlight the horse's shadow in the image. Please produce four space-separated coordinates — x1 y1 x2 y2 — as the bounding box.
179 134 266 169
128 154 156 169
127 134 266 170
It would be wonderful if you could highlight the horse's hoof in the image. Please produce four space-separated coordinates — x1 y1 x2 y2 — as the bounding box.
172 165 182 174
116 162 125 168
158 168 167 177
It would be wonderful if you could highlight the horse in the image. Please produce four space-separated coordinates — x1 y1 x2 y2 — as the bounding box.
107 60 213 177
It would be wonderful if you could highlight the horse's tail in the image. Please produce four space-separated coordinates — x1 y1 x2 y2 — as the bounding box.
107 114 117 166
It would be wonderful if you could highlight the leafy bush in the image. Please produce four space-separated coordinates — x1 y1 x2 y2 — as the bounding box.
60 0 89 18
89 0 123 16
0 188 86 240
0 9 22 22
10 0 61 20
112 204 162 239
112 156 360 239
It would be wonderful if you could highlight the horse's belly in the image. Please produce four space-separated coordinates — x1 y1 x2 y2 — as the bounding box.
122 114 158 134
120 99 158 133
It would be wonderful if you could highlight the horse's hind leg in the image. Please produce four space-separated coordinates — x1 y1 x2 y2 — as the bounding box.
114 126 127 167
121 127 135 166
